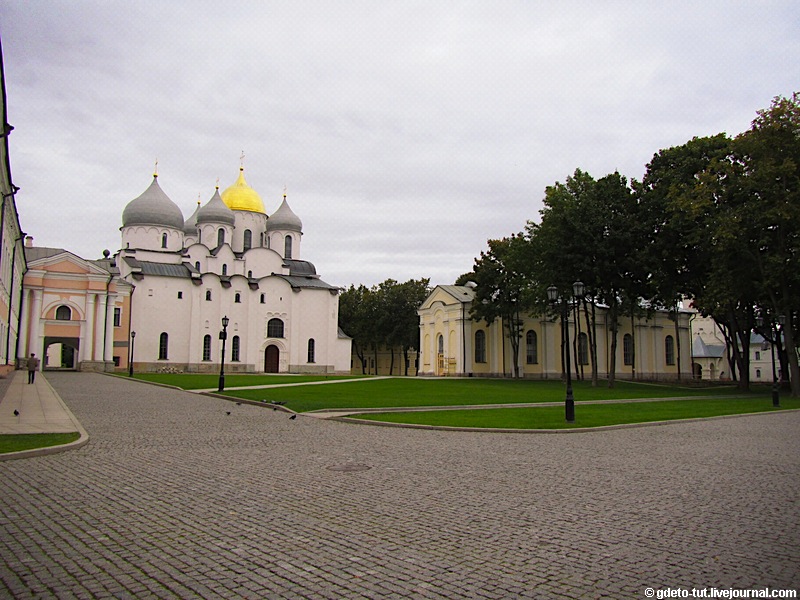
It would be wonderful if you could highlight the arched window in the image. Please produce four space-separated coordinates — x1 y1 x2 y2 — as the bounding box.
578 332 589 365
217 228 225 247
234 292 241 303
203 334 212 361
205 290 212 301
665 335 675 366
260 293 265 304
756 368 762 379
267 318 284 338
221 264 227 276
284 235 293 259
247 270 253 279
243 229 252 251
526 330 538 364
161 233 168 248
55 305 71 321
437 334 444 355
195 261 201 272
307 338 315 363
159 332 169 360
623 333 633 366
475 330 486 363
232 335 240 362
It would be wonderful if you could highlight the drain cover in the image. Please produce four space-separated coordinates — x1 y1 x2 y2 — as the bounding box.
327 463 371 472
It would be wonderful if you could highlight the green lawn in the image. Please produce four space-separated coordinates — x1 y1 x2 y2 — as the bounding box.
0 433 81 454
351 397 800 429
128 373 363 389
221 377 741 412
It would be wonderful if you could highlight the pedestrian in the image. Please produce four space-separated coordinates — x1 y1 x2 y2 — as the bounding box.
27 353 40 384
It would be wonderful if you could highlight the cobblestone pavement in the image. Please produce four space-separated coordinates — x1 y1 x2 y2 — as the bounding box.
1 373 798 599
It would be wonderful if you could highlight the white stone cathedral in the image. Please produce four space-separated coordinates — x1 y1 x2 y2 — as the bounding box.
117 166 352 373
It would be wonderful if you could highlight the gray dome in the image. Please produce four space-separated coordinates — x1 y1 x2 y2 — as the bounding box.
183 201 201 234
266 196 302 233
122 176 185 230
197 189 235 226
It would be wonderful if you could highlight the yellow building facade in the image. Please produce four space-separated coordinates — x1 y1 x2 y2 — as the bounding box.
418 285 692 380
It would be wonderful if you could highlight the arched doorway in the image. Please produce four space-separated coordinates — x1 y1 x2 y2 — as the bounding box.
43 337 80 370
264 345 279 373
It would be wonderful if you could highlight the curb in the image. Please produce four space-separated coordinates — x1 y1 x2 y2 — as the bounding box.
0 375 90 461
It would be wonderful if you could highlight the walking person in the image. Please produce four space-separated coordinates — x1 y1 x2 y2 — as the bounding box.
27 353 40 384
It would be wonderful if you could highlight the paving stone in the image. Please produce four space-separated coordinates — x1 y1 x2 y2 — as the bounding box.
0 372 798 598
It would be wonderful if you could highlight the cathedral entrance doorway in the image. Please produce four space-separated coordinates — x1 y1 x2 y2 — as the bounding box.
264 345 279 373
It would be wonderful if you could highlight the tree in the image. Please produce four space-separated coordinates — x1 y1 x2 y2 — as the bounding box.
467 235 531 378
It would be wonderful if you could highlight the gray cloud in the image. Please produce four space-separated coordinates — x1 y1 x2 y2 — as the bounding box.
2 1 797 286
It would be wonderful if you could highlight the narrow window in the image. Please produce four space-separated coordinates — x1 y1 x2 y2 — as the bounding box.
222 264 227 276
284 235 293 259
177 291 183 299
159 332 169 360
55 305 71 321
195 261 201 272
307 338 315 363
247 270 253 279
205 290 212 301
526 330 538 364
623 334 633 366
260 293 265 304
243 229 252 251
203 334 212 361
113 307 121 327
578 332 589 365
665 335 675 366
161 233 168 248
267 318 284 338
217 228 225 247
234 292 241 303
475 330 486 363
756 368 762 379
232 336 240 362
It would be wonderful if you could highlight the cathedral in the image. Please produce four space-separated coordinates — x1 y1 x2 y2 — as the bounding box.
20 166 352 374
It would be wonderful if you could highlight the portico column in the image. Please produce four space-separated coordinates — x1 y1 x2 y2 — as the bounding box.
29 289 43 363
103 295 116 362
95 294 107 361
83 294 95 362
17 288 30 358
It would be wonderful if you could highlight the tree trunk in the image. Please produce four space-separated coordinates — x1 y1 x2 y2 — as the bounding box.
608 303 618 388
781 317 800 396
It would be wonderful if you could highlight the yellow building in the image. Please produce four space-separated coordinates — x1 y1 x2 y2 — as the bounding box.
418 284 692 380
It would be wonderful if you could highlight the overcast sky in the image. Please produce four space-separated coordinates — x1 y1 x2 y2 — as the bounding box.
1 2 797 287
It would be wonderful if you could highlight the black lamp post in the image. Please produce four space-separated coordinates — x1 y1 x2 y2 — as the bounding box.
547 281 584 423
218 316 229 392
756 314 780 408
128 331 136 377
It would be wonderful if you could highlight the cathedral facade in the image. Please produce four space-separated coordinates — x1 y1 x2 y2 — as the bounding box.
116 167 352 374
17 167 351 374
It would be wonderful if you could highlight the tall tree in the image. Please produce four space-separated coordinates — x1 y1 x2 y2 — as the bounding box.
468 235 531 378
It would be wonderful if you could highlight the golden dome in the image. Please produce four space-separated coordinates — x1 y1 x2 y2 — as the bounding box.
220 167 266 214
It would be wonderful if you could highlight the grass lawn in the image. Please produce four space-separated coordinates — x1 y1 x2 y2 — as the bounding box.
0 432 81 454
127 373 363 389
221 377 742 412
350 397 800 429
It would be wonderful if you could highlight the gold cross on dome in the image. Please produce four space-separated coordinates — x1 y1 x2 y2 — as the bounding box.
240 150 245 168
154 158 158 177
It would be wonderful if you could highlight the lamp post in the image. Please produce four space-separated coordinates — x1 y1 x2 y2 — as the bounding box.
756 314 780 408
218 316 229 392
547 281 584 423
128 331 136 377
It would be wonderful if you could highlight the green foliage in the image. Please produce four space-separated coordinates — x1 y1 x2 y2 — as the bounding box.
338 278 431 374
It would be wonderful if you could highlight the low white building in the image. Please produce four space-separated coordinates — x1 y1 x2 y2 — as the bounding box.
117 167 351 374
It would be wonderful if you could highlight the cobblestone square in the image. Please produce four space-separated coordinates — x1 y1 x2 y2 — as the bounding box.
1 373 798 598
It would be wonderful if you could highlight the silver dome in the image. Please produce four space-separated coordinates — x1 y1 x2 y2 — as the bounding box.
197 189 236 226
266 197 302 233
122 176 185 230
